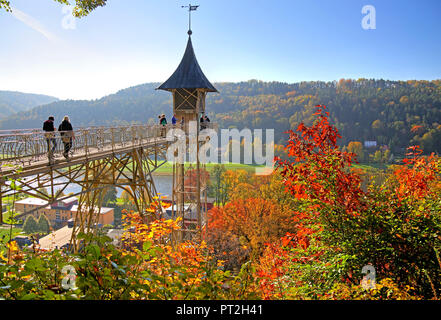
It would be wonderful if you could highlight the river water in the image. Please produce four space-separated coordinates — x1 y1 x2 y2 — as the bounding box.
20 174 174 200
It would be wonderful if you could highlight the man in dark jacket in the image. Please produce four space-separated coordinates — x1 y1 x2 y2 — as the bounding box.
200 114 209 131
160 114 167 125
43 116 57 161
58 116 74 159
160 114 167 137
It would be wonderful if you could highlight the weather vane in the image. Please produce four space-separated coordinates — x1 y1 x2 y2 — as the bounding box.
181 3 199 35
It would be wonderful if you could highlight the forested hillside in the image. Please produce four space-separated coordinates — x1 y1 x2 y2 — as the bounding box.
0 83 171 129
1 79 440 154
209 79 441 154
0 91 58 120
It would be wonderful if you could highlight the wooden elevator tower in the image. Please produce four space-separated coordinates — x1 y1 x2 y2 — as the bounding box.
157 28 217 242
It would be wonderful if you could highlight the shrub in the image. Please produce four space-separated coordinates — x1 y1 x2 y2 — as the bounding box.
23 215 38 234
37 215 51 234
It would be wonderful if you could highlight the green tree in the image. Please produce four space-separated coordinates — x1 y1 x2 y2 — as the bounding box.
23 215 38 234
0 0 107 17
37 214 51 234
55 190 66 198
38 188 49 197
383 149 391 163
120 188 136 211
373 150 383 163
211 164 226 206
102 186 117 207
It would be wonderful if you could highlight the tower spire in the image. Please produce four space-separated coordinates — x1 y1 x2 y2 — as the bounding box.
181 3 199 36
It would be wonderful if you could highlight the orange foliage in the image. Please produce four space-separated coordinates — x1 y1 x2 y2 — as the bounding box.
411 125 423 133
207 198 293 269
120 201 225 297
391 146 439 202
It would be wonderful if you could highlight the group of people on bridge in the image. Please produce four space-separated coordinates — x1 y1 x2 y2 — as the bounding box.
158 113 211 137
158 113 211 129
158 114 185 128
42 113 212 163
42 115 74 162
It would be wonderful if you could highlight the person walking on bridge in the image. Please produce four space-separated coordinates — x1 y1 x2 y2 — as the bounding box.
58 116 74 160
204 115 211 128
43 116 57 163
160 114 167 137
200 114 206 131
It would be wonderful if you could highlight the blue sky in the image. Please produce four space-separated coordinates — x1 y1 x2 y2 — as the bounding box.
0 0 440 100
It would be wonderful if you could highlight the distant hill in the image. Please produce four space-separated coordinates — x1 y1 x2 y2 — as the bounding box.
0 91 59 119
0 83 171 129
1 79 441 155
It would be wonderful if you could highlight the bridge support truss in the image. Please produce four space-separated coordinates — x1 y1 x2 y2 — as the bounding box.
0 126 169 251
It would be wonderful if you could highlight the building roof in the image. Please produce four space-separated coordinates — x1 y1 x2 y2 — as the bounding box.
50 197 78 210
165 204 191 213
70 205 114 215
59 197 78 204
157 36 217 92
15 198 49 206
38 225 76 250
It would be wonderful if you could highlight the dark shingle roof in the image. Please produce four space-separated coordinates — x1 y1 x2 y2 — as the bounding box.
157 36 217 92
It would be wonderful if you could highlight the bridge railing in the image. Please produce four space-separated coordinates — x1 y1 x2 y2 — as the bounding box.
0 123 218 167
0 125 170 167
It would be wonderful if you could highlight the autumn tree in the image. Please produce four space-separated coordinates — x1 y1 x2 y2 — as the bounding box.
207 197 293 270
38 188 49 197
0 199 261 300
383 148 391 163
372 119 384 132
346 141 364 162
255 105 367 298
256 105 441 299
120 188 136 211
399 95 409 104
207 169 252 206
221 169 250 202
274 144 289 161
373 149 382 163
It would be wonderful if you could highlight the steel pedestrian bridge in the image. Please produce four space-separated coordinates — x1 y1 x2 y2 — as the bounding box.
0 123 211 249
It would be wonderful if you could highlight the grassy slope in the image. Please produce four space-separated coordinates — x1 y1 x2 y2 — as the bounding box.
0 227 22 243
152 162 265 175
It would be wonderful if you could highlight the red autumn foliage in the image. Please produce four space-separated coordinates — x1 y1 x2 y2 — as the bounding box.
275 105 365 215
392 145 438 201
256 105 368 298
254 105 441 300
